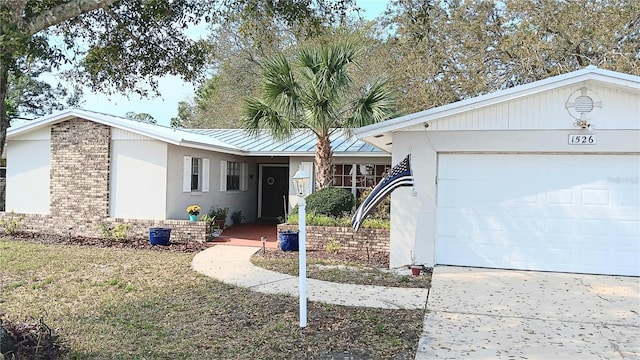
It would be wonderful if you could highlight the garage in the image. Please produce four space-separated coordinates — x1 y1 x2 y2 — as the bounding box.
355 67 640 274
436 153 640 276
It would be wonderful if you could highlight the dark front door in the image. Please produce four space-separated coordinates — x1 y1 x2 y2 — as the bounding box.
261 166 289 220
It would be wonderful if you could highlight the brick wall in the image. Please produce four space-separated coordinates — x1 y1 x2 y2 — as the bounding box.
277 224 390 255
0 118 208 243
50 119 111 234
0 212 208 243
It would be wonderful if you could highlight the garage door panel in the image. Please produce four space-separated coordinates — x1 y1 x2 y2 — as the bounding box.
546 218 574 234
617 221 640 237
436 154 640 276
619 190 639 206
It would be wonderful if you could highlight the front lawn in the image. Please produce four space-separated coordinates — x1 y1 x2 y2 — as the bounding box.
0 239 424 359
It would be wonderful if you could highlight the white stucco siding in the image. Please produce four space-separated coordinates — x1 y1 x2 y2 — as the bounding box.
6 139 51 214
166 145 258 222
110 132 168 220
388 134 436 268
425 83 639 131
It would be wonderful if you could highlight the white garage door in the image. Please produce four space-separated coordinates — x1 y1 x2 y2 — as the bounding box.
436 154 640 276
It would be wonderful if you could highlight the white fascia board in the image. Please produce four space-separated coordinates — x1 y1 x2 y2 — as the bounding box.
332 152 390 157
243 151 388 157
8 109 246 154
179 140 248 156
355 68 640 139
7 110 76 138
7 108 184 145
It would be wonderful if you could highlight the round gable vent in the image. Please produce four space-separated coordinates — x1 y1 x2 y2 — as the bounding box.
565 87 602 121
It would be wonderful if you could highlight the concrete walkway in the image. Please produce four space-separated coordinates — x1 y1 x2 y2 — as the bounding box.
191 245 428 309
416 266 640 359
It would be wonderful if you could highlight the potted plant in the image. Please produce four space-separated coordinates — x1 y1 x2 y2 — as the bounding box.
410 264 422 276
231 210 244 225
209 205 228 229
409 251 422 276
186 204 201 222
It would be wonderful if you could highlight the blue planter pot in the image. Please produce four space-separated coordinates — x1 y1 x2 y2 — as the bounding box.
149 227 171 246
189 214 198 222
278 231 299 251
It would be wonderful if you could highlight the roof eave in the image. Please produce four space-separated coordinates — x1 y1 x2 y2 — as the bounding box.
179 140 248 156
355 67 640 139
243 151 389 157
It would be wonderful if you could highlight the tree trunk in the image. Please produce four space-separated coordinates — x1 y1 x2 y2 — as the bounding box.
314 133 333 190
0 62 9 158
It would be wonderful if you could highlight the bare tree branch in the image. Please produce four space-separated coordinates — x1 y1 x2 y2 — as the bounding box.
24 0 119 35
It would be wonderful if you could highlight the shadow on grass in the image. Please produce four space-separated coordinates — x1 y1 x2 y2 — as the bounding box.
65 275 423 359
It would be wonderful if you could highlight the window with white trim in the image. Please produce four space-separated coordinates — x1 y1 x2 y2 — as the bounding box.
183 156 210 192
220 160 248 192
191 157 201 191
226 161 241 190
332 163 390 198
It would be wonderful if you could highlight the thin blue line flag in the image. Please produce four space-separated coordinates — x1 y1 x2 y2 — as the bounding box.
352 154 414 232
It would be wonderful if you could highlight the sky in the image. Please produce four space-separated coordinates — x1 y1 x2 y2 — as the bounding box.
50 0 390 126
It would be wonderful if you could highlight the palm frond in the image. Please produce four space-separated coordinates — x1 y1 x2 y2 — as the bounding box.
346 78 400 129
241 97 294 140
241 38 397 156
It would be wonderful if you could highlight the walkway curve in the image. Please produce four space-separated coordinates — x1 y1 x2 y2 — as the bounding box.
191 245 428 310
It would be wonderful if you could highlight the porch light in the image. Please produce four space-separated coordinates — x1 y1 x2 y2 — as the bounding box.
292 165 310 196
291 164 310 328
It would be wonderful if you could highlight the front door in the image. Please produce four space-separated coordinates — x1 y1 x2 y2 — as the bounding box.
260 165 289 220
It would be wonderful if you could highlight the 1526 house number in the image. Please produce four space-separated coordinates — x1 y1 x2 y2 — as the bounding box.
568 134 596 145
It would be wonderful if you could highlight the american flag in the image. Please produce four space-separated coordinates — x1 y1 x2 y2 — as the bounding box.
352 154 414 232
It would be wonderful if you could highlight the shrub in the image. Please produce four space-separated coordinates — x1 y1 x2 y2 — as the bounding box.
98 223 130 241
286 213 389 229
357 187 390 220
292 187 354 218
325 238 342 253
0 212 23 235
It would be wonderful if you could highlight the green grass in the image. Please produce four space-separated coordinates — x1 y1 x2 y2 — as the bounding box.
0 239 424 359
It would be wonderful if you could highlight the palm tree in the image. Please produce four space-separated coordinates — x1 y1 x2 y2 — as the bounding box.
242 39 398 190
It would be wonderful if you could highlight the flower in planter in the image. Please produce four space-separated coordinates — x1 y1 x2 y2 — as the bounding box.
186 205 202 216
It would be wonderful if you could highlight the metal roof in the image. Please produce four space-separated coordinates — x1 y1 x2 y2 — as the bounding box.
188 129 382 156
8 108 385 156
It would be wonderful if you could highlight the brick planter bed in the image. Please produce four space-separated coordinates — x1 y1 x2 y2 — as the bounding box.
276 224 389 256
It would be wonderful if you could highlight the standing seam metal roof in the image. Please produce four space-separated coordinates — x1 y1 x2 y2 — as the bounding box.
8 109 384 155
186 129 382 154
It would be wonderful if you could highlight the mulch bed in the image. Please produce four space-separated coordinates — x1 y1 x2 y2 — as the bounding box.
7 232 390 269
6 232 208 253
253 247 389 268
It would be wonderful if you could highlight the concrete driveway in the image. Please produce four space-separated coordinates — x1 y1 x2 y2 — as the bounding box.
416 266 640 359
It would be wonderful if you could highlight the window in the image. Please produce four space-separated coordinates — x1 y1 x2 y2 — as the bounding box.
191 157 201 191
227 161 241 190
332 163 390 198
220 160 248 192
183 156 210 192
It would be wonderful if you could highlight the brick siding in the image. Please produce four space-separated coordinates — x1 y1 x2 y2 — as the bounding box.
277 224 389 255
49 119 111 234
